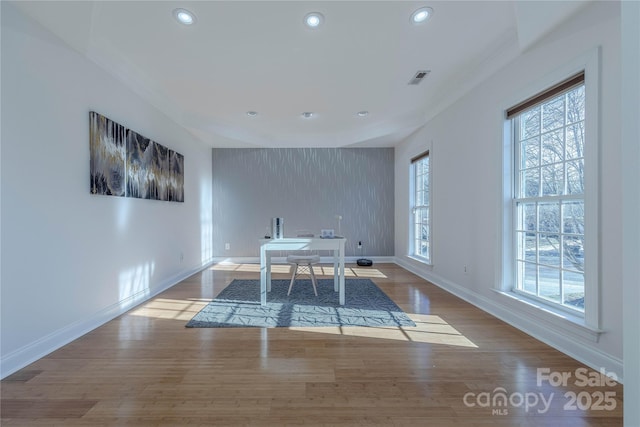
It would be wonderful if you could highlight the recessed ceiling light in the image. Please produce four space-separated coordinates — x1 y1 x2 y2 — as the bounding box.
411 7 433 24
304 12 324 28
357 111 369 117
246 111 258 117
173 8 196 25
301 112 315 118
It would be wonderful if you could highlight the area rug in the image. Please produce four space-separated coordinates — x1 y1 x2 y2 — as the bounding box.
185 278 416 328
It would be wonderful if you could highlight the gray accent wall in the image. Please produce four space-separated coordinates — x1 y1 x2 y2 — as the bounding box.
212 148 394 257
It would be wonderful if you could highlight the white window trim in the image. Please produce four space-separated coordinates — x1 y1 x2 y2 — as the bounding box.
498 48 601 332
409 144 433 265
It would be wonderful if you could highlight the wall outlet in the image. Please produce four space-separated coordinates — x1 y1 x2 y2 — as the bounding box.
225 243 230 250
357 241 362 249
180 251 184 262
464 265 468 275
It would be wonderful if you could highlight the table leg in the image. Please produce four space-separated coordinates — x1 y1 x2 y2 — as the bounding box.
333 249 339 292
339 245 345 305
260 245 267 306
266 252 272 292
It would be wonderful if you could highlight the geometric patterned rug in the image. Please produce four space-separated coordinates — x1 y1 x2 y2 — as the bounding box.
185 278 416 328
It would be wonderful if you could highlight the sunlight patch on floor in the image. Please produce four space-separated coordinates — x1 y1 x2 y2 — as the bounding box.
289 313 477 348
210 263 291 274
129 298 208 321
350 267 387 278
209 262 387 278
310 266 387 278
129 297 476 348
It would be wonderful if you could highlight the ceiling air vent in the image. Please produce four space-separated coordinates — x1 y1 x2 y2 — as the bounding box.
409 70 431 85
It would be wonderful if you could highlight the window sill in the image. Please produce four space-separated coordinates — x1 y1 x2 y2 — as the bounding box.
492 289 604 342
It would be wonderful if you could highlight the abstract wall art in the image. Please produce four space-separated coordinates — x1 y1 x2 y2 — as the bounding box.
90 112 126 197
89 111 184 202
126 129 153 200
168 149 185 202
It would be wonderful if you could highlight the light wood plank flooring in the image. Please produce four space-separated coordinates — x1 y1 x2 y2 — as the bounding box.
1 263 623 426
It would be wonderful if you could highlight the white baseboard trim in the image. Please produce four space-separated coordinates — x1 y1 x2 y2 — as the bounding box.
0 260 214 380
394 256 624 383
212 256 396 265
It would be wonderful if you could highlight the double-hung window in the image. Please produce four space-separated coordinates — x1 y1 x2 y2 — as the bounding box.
411 151 430 263
508 72 588 314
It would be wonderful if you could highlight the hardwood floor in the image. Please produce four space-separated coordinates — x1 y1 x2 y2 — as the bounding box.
1 263 623 426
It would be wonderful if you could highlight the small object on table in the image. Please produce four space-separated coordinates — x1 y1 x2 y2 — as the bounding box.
320 229 335 239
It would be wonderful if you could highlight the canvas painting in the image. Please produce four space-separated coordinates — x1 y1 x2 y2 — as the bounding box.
89 112 126 197
153 143 170 201
126 129 154 199
168 150 185 202
90 112 184 203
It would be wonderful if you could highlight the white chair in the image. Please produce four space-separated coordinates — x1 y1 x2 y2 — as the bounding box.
286 254 320 296
287 231 320 296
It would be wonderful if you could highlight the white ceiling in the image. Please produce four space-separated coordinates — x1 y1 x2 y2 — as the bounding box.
12 1 592 148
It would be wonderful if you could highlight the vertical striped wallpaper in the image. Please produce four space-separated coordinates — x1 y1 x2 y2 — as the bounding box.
212 148 394 257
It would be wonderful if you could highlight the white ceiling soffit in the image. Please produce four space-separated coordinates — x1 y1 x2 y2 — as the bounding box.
513 0 594 52
9 1 598 148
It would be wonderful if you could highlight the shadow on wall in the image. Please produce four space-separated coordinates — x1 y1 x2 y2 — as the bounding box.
118 261 156 307
115 175 213 308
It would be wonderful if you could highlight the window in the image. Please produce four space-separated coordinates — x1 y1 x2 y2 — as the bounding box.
411 151 430 263
509 73 586 314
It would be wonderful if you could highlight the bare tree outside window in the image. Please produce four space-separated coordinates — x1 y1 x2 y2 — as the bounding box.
514 84 585 311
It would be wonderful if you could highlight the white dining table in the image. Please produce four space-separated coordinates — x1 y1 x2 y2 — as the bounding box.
259 237 346 306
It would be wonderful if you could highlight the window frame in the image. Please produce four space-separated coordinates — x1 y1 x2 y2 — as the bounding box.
410 150 432 264
511 80 586 315
500 49 600 330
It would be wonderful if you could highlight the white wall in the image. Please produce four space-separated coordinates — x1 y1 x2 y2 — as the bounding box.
0 3 213 378
622 0 640 424
395 2 623 375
